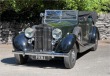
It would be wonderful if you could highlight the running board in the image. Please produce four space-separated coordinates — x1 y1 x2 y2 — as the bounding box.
79 44 95 52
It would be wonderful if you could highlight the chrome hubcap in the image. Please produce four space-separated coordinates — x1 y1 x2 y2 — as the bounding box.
95 35 98 44
71 50 76 62
77 34 81 42
78 35 81 40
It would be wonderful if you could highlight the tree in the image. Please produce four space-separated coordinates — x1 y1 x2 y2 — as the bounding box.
85 0 110 12
0 0 110 22
100 0 110 12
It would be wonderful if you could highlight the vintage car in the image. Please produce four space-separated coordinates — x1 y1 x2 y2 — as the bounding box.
12 10 100 69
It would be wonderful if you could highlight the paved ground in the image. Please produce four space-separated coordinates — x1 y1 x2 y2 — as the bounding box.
0 40 110 76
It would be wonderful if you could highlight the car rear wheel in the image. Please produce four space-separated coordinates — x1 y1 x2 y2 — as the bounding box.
90 34 98 51
14 54 28 64
64 44 77 69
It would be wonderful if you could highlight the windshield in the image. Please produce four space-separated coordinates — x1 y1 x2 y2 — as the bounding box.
44 10 78 26
45 10 61 19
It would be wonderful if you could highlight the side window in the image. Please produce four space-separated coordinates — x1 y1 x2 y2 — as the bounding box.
87 17 93 26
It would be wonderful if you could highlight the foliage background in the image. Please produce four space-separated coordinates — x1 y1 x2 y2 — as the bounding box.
0 0 110 23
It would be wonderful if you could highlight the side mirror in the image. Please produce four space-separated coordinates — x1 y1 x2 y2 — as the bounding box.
40 13 44 17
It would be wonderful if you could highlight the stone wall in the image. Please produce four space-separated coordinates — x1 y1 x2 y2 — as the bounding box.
96 13 110 40
0 22 24 44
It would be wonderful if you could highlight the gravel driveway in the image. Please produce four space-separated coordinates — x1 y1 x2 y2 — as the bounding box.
0 40 110 76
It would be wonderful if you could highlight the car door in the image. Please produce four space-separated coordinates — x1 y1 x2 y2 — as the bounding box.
85 17 91 44
78 16 88 45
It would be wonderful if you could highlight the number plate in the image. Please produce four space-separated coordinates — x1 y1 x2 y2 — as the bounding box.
36 55 46 60
30 55 52 60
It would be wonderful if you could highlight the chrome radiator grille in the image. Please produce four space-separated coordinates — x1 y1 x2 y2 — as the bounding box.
34 25 52 52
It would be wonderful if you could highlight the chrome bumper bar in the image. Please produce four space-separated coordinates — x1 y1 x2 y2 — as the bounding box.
12 51 69 57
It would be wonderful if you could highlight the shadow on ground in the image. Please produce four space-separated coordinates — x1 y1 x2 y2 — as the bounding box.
1 57 65 69
77 50 91 59
1 50 91 69
1 57 16 65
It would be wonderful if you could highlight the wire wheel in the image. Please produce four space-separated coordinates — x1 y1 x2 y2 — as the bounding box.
64 44 77 69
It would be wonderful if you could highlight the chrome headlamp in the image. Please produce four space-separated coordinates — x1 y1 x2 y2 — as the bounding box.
25 27 35 38
52 28 62 40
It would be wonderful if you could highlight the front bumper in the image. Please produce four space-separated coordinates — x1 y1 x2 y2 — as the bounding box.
12 51 69 57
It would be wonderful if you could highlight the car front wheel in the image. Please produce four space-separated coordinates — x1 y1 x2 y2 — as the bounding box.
64 44 77 69
14 54 28 64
